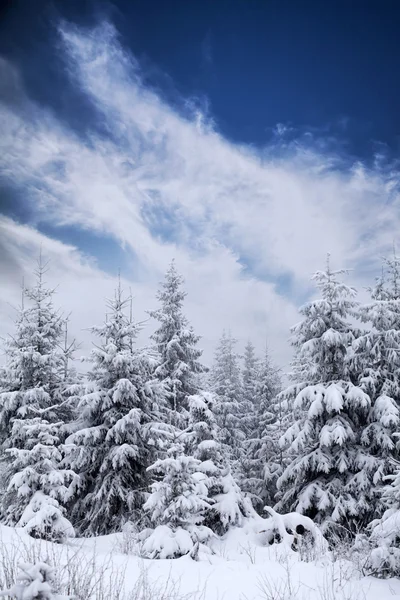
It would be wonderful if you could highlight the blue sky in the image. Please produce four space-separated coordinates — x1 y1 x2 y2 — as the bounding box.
0 1 400 366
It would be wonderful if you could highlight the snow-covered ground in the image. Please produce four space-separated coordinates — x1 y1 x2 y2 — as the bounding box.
0 519 399 600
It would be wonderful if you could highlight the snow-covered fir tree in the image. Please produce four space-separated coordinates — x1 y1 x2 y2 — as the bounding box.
241 345 283 510
58 317 82 393
242 341 260 424
276 261 378 533
0 259 75 537
0 561 60 600
350 253 400 566
235 341 260 498
350 258 400 514
3 417 76 541
149 261 205 426
186 391 252 535
141 442 212 558
144 444 210 530
0 267 64 445
366 465 400 577
209 331 245 461
64 282 167 536
291 256 358 384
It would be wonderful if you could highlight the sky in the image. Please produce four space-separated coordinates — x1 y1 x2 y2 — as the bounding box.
0 0 400 369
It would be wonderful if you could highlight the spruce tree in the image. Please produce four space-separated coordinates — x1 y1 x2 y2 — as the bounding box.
186 391 252 535
242 346 283 510
276 260 375 533
235 341 259 497
242 341 260 425
0 268 64 445
209 331 244 461
141 442 212 558
367 466 400 577
0 259 75 536
149 261 205 426
64 282 166 536
362 251 400 570
0 561 60 600
350 259 400 513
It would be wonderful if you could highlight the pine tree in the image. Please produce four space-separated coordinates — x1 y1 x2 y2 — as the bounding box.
55 317 82 440
141 442 212 558
149 261 205 426
242 346 283 510
57 318 79 386
366 466 400 577
186 391 252 535
276 260 376 533
364 254 400 576
0 267 64 445
209 331 244 461
291 257 358 384
350 258 400 513
0 561 60 600
0 259 75 536
64 282 166 536
234 341 259 497
242 341 260 423
144 444 210 530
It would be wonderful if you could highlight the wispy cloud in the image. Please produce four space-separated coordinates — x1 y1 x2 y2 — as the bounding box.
0 21 400 367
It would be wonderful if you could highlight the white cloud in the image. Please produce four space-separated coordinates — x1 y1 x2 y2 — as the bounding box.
1 22 400 368
0 217 297 368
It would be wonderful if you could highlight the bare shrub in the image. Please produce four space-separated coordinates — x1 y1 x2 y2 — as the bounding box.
0 533 204 600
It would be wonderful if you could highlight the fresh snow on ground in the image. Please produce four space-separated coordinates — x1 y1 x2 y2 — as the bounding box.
1 519 399 600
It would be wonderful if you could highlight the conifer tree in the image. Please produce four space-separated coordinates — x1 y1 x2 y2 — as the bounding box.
210 331 244 461
350 255 400 515
64 282 166 536
276 260 376 533
366 466 400 577
234 341 260 491
241 346 283 509
186 391 252 534
149 261 205 426
141 442 212 558
291 256 358 384
0 258 75 536
0 561 60 600
242 341 260 424
0 266 64 445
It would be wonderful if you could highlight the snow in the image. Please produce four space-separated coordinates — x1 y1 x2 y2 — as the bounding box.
0 520 399 600
0 561 63 600
17 491 75 544
140 525 195 559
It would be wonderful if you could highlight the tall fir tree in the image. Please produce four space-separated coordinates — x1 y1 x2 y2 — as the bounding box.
149 261 205 426
141 442 212 559
64 282 167 536
186 391 252 535
276 260 379 533
366 465 400 577
291 256 358 384
235 341 259 495
239 344 283 510
0 258 75 535
209 331 244 462
350 255 400 513
242 341 260 420
0 267 64 445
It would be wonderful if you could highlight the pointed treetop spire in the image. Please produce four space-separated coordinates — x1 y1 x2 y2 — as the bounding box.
326 252 331 277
